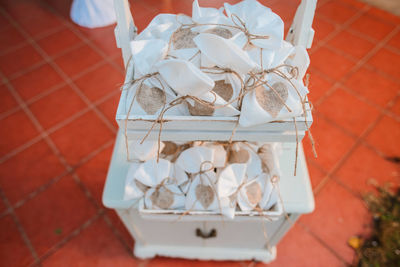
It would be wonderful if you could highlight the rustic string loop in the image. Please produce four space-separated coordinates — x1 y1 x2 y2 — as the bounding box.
230 13 270 44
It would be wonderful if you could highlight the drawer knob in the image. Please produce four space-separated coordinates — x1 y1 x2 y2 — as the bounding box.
196 228 217 239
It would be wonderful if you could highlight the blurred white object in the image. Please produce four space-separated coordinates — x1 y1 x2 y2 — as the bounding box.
70 0 116 28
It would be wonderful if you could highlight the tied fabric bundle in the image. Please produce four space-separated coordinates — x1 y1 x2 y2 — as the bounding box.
124 141 281 219
124 0 311 127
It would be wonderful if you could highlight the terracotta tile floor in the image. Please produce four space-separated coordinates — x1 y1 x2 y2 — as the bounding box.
0 0 399 266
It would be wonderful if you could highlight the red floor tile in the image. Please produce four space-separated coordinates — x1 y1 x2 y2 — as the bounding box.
77 24 115 42
29 85 87 130
391 98 400 117
42 218 136 267
318 88 380 136
312 17 337 43
367 48 400 79
305 161 327 189
0 44 43 77
0 198 6 214
74 64 124 102
37 28 83 57
339 0 367 9
97 93 120 127
349 13 395 41
113 56 125 70
300 180 371 264
344 67 400 107
147 257 242 267
267 0 297 23
365 115 400 157
366 7 400 26
0 140 65 204
75 146 113 204
0 110 39 157
0 84 18 114
2 0 52 23
134 9 160 33
303 114 355 172
17 12 64 38
50 111 114 166
310 47 355 80
266 224 345 267
82 26 121 57
0 215 35 266
42 0 73 18
0 25 25 52
54 44 103 78
387 32 400 50
317 0 358 24
0 13 12 31
15 175 97 257
327 30 375 59
106 209 135 250
134 0 192 16
335 143 400 194
10 63 65 101
308 70 333 103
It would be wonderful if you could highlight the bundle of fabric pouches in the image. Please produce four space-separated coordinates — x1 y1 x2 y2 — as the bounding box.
123 0 310 218
125 0 310 127
124 140 282 219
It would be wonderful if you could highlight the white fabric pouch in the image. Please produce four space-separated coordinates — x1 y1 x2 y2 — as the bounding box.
194 33 257 76
260 175 279 210
224 0 284 50
127 140 165 162
227 142 263 180
239 73 308 126
257 143 282 179
135 159 188 210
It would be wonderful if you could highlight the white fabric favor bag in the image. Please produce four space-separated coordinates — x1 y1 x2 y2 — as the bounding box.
239 72 308 127
224 0 284 50
194 33 257 76
126 39 185 116
227 142 263 180
70 0 116 28
135 159 188 210
127 140 165 162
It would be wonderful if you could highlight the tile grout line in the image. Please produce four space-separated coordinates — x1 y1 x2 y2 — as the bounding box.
0 188 41 265
35 211 104 265
0 88 119 165
0 52 120 125
0 139 115 220
302 23 400 258
0 68 117 264
4 2 142 255
38 1 125 75
313 27 399 109
0 24 66 57
0 8 119 136
306 21 400 195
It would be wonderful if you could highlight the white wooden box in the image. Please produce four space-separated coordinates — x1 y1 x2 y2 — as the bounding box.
102 131 314 263
113 0 317 142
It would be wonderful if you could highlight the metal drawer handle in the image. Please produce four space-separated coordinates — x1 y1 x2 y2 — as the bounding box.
196 228 217 239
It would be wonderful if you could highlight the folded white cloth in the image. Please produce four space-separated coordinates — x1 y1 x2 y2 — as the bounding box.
224 0 284 50
127 140 165 162
70 0 116 28
194 33 257 76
